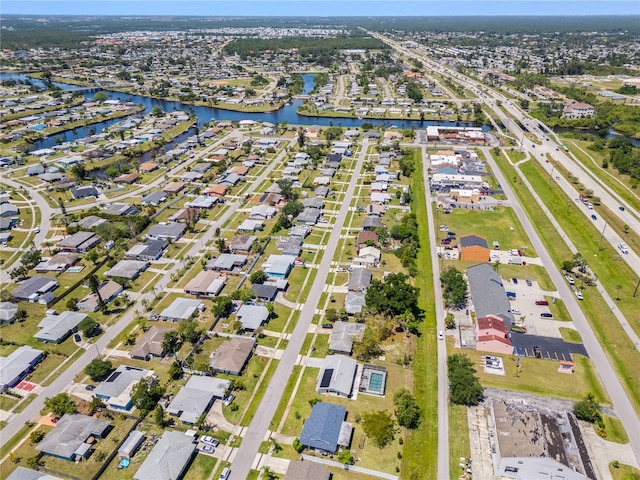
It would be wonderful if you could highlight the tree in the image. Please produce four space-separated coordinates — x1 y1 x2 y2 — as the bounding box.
574 393 602 423
353 326 383 362
440 267 468 309
153 405 165 427
21 247 42 269
86 274 104 308
325 308 339 323
85 359 113 381
168 361 183 380
362 410 395 448
30 430 45 443
393 388 421 429
337 449 354 465
131 377 164 417
250 269 269 284
93 91 108 102
178 318 202 344
151 106 164 117
161 330 183 354
85 248 99 265
70 163 87 180
447 354 484 406
44 393 77 416
282 200 304 218
445 313 456 329
276 179 297 201
213 296 233 318
78 317 101 337
365 273 419 318
292 438 304 453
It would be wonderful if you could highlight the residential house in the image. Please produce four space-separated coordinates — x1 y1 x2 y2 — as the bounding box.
297 207 321 225
138 161 158 173
0 346 44 391
262 255 295 278
209 337 255 375
237 219 263 232
12 276 59 304
77 280 123 312
277 236 302 256
125 239 168 261
34 253 78 273
236 304 269 331
329 322 365 355
141 190 167 206
251 284 278 301
167 376 230 424
77 215 107 229
103 202 137 216
113 173 139 184
163 181 186 194
0 302 19 323
70 185 99 200
183 270 226 297
7 467 64 480
105 260 149 280
94 365 151 410
284 462 331 480
55 231 100 253
146 223 185 241
129 326 172 360
299 402 352 454
344 292 366 315
160 298 204 322
459 234 490 262
348 268 372 293
0 203 18 217
169 208 201 223
354 246 381 267
250 205 277 220
362 217 383 231
133 431 195 480
117 430 145 460
37 414 110 461
209 253 247 271
317 355 358 397
357 231 378 251
230 234 256 253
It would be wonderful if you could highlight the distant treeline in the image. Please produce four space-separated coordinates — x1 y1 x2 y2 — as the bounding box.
223 36 387 57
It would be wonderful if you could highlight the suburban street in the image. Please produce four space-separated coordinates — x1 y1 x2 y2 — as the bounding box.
229 140 369 480
0 137 292 444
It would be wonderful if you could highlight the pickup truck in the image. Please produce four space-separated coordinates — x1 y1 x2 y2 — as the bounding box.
506 291 516 298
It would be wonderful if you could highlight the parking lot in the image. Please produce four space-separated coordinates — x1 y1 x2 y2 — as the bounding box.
511 334 588 361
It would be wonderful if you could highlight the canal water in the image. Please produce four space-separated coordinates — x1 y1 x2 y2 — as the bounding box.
2 72 487 152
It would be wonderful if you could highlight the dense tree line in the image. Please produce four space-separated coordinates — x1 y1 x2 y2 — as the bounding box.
447 354 484 406
440 266 468 309
223 36 387 57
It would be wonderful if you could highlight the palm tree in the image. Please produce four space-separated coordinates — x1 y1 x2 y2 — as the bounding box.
87 274 104 308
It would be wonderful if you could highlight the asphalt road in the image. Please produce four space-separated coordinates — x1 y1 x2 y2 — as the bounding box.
0 137 291 447
229 140 369 480
485 149 640 466
421 145 450 480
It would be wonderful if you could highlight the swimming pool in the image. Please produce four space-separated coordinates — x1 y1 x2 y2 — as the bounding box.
67 266 84 273
368 372 385 394
29 124 46 131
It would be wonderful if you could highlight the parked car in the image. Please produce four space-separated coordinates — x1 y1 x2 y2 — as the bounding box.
540 313 553 318
34 225 40 233
564 275 575 285
447 231 456 237
575 291 584 300
525 279 533 286
85 385 95 391
322 323 333 329
591 214 597 220
535 300 549 306
619 206 625 211
199 445 214 453
511 278 518 284
200 436 217 445
223 394 235 406
506 291 516 298
511 309 521 315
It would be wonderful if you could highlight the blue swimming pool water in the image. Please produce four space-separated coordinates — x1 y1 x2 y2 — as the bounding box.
368 372 385 393
30 124 46 131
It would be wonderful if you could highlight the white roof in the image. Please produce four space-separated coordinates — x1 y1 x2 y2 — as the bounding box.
167 376 230 423
0 346 43 388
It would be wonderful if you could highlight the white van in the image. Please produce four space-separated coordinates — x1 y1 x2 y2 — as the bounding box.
219 467 231 480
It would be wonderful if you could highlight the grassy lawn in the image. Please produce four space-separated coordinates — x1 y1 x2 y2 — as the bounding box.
13 393 37 414
498 264 555 291
0 394 19 411
433 206 536 256
448 404 470 480
239 358 279 427
494 153 640 415
450 346 608 404
600 414 629 444
400 153 438 480
309 333 329 358
547 298 572 322
559 327 583 344
609 462 640 480
220 355 269 424
28 353 67 385
183 454 218 480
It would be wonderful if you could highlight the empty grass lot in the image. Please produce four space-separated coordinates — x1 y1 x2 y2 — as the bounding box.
609 463 640 480
448 404 471 480
600 414 629 444
559 327 583 344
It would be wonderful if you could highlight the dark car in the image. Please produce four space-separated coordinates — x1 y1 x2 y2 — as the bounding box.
526 279 533 286
535 300 549 306
511 278 518 284
322 323 333 329
74 334 82 342
441 239 451 245
85 385 96 391
591 214 597 220
619 206 625 211
447 231 456 237
540 313 553 318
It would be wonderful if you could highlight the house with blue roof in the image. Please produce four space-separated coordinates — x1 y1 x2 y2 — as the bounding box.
299 402 353 454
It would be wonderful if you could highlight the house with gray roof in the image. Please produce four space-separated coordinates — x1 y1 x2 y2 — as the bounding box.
105 260 149 280
141 190 167 206
209 253 247 271
160 298 204 322
284 462 331 480
348 268 372 293
55 231 100 253
129 326 171 360
317 355 358 398
230 234 257 253
0 203 19 217
299 402 352 454
70 185 99 200
363 216 384 230
146 223 185 241
0 302 19 323
236 304 269 331
7 467 63 480
37 414 110 460
26 164 45 176
250 204 277 219
252 284 278 301
302 197 324 210
329 322 365 355
103 202 137 216
12 276 59 304
77 280 123 312
218 173 242 186
34 311 86 343
466 263 514 329
0 346 44 391
185 196 217 209
277 236 302 256
498 457 590 480
167 375 230 424
77 215 107 229
315 186 330 198
344 292 366 315
117 430 145 460
209 337 255 375
94 365 151 410
125 239 167 261
183 270 226 297
237 219 263 232
133 431 195 480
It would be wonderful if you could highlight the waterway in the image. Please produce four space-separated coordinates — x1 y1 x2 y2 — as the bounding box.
3 72 488 152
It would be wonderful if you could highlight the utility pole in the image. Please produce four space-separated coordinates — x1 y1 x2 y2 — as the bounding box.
547 165 555 189
596 222 607 253
633 279 640 298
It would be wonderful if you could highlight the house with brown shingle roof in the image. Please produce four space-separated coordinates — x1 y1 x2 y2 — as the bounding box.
205 184 227 197
139 161 159 173
209 337 255 375
163 182 186 194
130 326 172 360
114 173 139 184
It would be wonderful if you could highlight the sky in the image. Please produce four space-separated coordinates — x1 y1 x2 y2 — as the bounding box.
2 1 639 17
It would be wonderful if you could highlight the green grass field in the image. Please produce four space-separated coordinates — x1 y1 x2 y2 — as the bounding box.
610 462 640 480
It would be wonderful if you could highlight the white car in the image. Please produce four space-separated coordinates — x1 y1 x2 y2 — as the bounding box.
575 291 584 300
618 243 629 254
438 331 444 340
564 274 575 285
511 309 521 315
34 225 40 233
